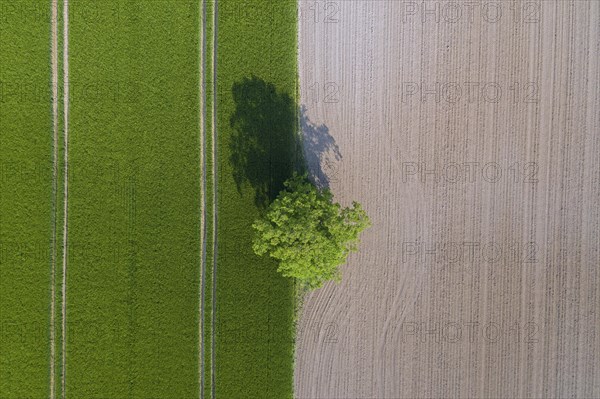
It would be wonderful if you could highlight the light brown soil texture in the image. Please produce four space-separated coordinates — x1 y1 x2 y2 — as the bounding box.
296 1 599 398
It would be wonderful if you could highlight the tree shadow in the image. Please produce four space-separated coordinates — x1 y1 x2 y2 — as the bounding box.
300 105 342 189
229 76 342 208
230 76 298 209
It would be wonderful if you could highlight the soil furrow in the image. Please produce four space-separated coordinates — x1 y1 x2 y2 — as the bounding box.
296 1 600 397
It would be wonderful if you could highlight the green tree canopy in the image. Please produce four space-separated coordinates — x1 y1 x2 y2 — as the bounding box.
252 174 370 290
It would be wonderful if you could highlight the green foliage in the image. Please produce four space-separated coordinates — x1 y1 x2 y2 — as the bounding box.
253 174 370 290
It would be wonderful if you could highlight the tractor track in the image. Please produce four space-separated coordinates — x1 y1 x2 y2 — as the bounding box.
60 0 70 397
49 0 59 397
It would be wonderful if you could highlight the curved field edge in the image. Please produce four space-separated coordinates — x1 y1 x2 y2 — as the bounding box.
64 1 202 397
215 0 298 398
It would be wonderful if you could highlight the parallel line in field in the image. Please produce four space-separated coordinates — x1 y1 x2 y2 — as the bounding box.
49 1 59 398
199 0 208 397
60 0 70 397
211 0 218 397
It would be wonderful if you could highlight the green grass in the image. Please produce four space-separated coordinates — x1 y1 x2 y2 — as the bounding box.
55 2 66 397
0 1 54 397
1 1 299 398
66 1 201 397
202 0 215 397
215 1 298 397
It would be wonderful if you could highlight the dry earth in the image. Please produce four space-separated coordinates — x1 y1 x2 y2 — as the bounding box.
296 1 599 398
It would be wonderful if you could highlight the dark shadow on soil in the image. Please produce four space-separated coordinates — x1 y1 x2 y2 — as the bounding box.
229 76 342 208
300 105 342 189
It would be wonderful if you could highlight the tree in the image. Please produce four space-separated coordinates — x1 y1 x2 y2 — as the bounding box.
252 173 370 290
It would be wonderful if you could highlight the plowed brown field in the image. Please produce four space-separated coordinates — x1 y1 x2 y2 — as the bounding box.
296 1 599 398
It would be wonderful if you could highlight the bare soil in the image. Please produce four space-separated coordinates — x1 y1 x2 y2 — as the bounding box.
296 1 599 398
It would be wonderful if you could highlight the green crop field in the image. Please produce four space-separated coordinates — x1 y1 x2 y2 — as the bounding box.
1 1 299 398
215 0 299 398
0 1 54 398
65 1 201 397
